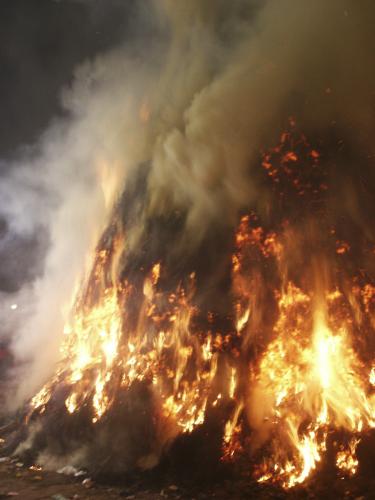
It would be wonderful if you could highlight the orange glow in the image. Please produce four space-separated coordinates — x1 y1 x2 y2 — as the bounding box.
251 284 374 488
27 125 375 488
336 438 360 476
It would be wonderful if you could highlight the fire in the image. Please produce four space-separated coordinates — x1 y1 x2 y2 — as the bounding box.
222 400 244 461
336 438 360 476
63 286 122 418
250 280 374 488
24 124 375 489
30 242 219 437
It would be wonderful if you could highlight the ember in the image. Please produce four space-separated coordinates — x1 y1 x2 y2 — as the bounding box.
7 123 372 491
1 2 375 497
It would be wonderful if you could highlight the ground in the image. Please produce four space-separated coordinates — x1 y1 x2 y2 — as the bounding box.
0 458 374 500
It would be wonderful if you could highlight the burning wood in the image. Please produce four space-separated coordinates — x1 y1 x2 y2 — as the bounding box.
1 123 372 492
1 3 375 498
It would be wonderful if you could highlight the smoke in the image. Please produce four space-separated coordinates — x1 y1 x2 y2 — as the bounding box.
147 0 375 241
1 45 162 405
1 0 375 408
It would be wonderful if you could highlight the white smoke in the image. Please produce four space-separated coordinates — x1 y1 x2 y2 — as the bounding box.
1 48 160 405
1 0 374 406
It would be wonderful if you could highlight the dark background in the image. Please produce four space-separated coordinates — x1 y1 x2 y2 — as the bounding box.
0 0 140 294
0 0 139 161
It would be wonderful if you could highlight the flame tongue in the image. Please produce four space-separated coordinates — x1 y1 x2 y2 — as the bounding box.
251 284 374 488
28 125 375 487
31 252 219 439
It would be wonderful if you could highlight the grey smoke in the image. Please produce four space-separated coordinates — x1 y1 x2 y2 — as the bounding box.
1 0 374 407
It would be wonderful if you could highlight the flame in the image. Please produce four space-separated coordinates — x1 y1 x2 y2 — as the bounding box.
222 400 244 461
251 283 374 488
30 247 219 437
336 438 360 476
229 367 237 399
27 124 375 488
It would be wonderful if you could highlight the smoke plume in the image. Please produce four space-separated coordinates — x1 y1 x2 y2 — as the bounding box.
1 0 374 410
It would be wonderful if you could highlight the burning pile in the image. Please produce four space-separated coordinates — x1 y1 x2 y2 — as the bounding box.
9 121 373 489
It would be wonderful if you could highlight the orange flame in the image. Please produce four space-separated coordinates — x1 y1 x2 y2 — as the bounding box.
28 125 375 488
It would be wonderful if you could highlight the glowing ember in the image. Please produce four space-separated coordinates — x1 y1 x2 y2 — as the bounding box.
248 278 374 487
336 438 360 476
25 125 375 488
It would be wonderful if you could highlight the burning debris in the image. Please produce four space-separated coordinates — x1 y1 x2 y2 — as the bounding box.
1 0 375 496
2 121 373 492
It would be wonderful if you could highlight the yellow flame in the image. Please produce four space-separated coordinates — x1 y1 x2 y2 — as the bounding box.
336 438 360 476
252 284 375 488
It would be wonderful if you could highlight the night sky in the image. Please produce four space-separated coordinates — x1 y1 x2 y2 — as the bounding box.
0 1 138 294
0 0 140 160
